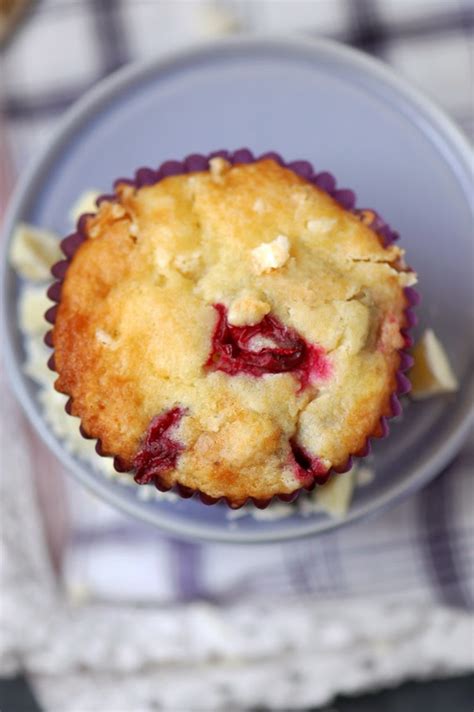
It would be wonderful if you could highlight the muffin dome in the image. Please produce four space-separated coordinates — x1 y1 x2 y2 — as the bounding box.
47 155 416 507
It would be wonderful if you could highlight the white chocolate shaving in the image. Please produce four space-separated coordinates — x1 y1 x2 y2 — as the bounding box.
251 235 290 274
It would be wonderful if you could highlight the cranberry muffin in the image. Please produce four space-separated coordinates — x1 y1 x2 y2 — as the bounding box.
46 152 417 507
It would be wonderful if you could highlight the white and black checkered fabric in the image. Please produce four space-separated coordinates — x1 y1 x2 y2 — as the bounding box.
1 0 473 610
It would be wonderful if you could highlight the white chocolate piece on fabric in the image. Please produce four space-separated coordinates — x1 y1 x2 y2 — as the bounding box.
410 329 458 399
10 223 62 281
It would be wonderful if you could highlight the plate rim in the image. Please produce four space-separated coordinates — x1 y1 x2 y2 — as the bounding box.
1 34 473 543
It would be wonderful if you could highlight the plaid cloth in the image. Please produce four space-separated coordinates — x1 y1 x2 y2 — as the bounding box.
1 2 473 710
2 0 473 166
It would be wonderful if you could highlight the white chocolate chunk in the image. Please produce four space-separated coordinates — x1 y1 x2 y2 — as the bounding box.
251 235 290 274
174 251 201 276
154 246 171 271
379 313 405 351
410 329 458 399
69 190 101 224
316 470 355 517
110 203 126 219
335 300 371 354
228 291 271 326
252 198 266 214
10 223 62 281
209 157 231 179
19 285 51 336
307 218 336 234
95 329 118 349
398 270 418 287
301 470 355 518
247 334 277 351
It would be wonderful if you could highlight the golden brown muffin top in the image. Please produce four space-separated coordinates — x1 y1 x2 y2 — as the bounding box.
51 158 415 506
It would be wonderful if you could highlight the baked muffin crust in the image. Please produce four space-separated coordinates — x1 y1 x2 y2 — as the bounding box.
51 158 415 505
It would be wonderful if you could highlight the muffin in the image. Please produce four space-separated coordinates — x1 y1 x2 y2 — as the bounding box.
46 150 417 508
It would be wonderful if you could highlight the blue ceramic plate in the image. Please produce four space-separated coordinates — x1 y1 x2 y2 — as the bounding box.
2 37 473 542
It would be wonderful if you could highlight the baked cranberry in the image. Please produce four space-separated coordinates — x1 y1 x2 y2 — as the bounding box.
206 304 330 388
290 440 329 484
134 407 186 485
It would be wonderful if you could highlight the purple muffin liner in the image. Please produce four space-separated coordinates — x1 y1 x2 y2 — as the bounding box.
45 148 418 510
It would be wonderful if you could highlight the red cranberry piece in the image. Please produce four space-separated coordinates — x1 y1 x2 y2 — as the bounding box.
133 407 186 485
290 440 329 484
206 304 330 388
